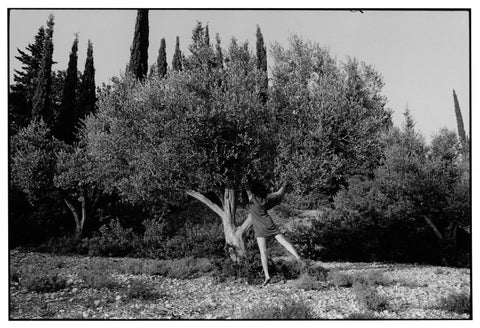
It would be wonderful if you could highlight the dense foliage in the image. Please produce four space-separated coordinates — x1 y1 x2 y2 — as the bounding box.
9 16 470 267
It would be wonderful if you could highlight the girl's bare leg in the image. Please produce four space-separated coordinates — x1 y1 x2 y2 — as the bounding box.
275 234 301 260
256 237 270 284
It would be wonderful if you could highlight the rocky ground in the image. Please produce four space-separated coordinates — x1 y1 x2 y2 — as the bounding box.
9 250 471 320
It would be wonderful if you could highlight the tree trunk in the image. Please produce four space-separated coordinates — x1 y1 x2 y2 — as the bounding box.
187 188 250 262
186 184 286 262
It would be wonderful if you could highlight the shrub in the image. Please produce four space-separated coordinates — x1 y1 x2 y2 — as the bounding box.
118 258 149 275
21 271 67 293
78 260 120 290
270 259 301 280
79 269 119 290
328 271 354 287
148 257 214 279
353 283 389 311
241 296 315 319
78 219 140 257
438 292 471 315
290 272 325 291
352 270 392 286
41 235 80 254
124 280 163 301
345 312 376 319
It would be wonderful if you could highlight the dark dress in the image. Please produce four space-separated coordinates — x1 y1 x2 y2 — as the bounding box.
247 193 283 238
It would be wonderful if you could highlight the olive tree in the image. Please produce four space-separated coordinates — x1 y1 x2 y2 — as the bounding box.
270 36 392 204
84 38 277 261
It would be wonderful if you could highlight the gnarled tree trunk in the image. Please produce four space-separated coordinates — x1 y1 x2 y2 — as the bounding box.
187 187 254 262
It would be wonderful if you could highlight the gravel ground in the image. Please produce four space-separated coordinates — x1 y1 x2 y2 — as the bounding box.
9 250 471 320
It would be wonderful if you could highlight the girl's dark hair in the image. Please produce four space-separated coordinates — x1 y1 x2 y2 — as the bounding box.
250 180 268 199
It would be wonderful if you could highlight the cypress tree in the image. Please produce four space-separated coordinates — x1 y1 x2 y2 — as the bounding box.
256 25 268 103
215 33 223 69
56 35 79 144
128 9 149 80
76 40 96 122
157 38 167 78
205 24 210 47
32 13 55 127
452 89 467 146
172 36 183 71
256 25 267 72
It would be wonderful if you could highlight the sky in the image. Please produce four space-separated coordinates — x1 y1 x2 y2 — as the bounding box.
8 9 470 142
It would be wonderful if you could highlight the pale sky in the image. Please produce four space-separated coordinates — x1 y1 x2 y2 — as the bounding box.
8 9 470 141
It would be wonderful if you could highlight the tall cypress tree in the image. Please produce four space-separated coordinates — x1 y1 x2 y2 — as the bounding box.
256 25 268 103
205 24 210 47
452 89 467 146
157 38 167 78
32 14 55 127
56 35 79 144
172 36 183 71
76 40 96 123
215 33 223 69
128 9 149 80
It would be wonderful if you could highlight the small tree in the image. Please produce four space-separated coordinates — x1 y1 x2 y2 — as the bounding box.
11 120 101 240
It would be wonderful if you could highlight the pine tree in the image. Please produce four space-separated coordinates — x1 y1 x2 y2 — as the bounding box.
76 40 96 123
56 35 79 144
12 26 46 103
172 36 183 71
157 38 167 78
10 26 46 132
128 9 149 80
452 89 467 146
32 13 55 127
256 25 268 103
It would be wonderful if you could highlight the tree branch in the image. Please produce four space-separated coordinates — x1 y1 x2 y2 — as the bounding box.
186 190 225 218
423 216 444 240
64 197 80 231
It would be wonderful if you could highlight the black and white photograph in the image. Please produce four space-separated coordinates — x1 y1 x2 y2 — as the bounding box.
6 3 473 321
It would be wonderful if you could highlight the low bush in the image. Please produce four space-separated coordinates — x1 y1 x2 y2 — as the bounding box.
241 296 315 319
78 219 140 257
438 291 471 315
290 272 325 291
123 280 164 301
148 257 214 279
345 312 376 319
21 271 67 293
328 271 354 287
352 270 393 286
78 260 120 290
353 283 389 312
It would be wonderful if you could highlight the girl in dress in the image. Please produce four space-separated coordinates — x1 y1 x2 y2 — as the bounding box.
245 181 303 286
